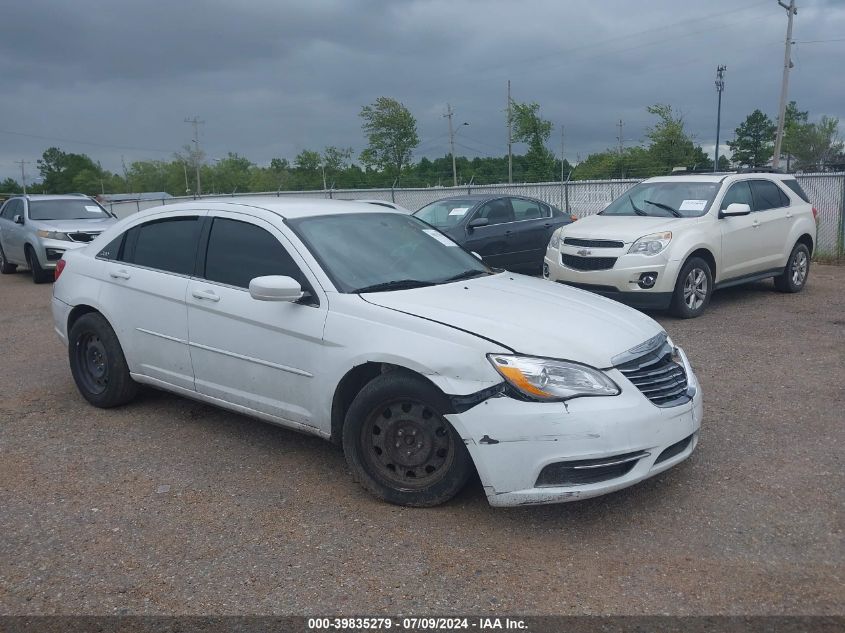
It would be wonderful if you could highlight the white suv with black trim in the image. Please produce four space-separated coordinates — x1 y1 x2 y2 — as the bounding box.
543 172 817 318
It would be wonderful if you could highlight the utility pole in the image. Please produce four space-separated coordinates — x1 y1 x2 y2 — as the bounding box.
616 120 626 178
444 103 457 187
714 65 727 172
560 126 566 211
184 116 205 195
507 80 513 184
772 0 797 170
15 160 30 195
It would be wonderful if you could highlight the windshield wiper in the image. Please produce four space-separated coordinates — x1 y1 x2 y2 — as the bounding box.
439 269 490 283
643 199 682 217
628 196 649 216
353 279 436 293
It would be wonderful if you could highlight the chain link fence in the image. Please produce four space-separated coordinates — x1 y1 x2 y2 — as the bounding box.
107 172 845 260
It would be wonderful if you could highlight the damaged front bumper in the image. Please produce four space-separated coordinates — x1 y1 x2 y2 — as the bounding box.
445 355 702 507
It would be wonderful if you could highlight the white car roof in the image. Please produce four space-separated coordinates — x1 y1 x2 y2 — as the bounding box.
646 172 797 184
155 197 400 220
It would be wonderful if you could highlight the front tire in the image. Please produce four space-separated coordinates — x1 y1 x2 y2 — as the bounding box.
68 313 139 408
670 257 713 319
0 243 17 274
773 243 810 293
25 246 52 284
342 371 472 507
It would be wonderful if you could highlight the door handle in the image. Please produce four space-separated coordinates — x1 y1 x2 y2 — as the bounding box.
191 288 220 302
109 269 130 280
752 220 760 228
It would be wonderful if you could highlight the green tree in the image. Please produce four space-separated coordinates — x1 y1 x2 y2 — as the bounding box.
0 177 21 194
644 104 706 173
322 146 353 188
790 116 844 172
37 147 114 194
359 97 419 184
728 110 776 167
782 101 808 169
510 100 555 182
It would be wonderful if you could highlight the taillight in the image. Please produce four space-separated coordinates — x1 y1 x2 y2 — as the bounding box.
812 207 818 221
55 259 66 281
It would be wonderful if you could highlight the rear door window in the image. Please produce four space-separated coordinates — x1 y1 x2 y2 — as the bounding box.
203 217 312 293
750 180 786 211
511 198 550 221
123 217 203 275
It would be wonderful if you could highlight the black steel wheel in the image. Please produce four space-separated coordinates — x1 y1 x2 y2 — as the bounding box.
68 312 139 408
343 371 472 507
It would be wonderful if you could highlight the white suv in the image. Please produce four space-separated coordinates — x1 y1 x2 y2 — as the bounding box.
543 172 817 318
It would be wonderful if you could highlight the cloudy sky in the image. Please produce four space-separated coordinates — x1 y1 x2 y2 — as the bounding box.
1 0 843 184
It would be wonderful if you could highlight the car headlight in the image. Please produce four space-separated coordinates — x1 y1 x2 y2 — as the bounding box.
36 230 72 242
629 231 672 255
488 354 620 401
549 230 562 250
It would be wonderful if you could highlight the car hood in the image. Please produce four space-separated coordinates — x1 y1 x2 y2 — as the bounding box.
563 214 699 244
35 218 116 232
362 273 663 368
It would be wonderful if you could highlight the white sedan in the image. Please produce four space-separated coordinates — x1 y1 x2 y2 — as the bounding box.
51 198 702 507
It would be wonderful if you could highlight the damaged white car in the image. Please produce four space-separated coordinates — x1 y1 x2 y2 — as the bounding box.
52 198 702 507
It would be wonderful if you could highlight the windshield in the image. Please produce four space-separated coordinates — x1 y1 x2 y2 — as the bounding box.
28 199 111 221
414 199 476 229
287 213 491 293
600 182 720 218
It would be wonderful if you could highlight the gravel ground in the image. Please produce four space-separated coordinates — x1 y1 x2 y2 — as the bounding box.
0 265 843 616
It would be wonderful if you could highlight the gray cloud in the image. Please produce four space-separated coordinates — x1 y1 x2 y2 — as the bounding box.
1 0 843 183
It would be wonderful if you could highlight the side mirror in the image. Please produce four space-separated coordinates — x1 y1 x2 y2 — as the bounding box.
468 217 489 230
249 275 303 302
720 203 751 218
13 214 24 225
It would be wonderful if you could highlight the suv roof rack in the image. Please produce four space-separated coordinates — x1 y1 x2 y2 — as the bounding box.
735 167 784 174
666 168 733 176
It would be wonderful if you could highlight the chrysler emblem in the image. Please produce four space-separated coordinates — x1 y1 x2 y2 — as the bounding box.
577 248 592 256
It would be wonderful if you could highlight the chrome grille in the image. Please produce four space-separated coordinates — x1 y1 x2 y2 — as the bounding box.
563 237 625 249
616 341 690 408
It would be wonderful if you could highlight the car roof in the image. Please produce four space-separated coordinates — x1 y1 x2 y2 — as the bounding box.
646 172 799 184
150 197 401 220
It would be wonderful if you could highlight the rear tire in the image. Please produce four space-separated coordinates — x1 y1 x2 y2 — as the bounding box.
0 243 17 274
25 246 52 284
773 243 810 293
342 371 472 507
670 257 713 319
68 313 139 408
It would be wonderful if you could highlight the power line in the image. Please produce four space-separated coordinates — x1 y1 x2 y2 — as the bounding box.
0 129 173 154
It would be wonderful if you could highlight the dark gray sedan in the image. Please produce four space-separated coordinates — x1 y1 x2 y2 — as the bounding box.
413 194 574 273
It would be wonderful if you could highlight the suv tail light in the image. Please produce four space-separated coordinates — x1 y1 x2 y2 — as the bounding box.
812 207 818 221
54 259 66 281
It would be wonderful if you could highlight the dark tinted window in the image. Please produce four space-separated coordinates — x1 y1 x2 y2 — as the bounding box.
97 234 125 260
511 198 550 221
721 181 753 210
127 217 202 275
204 218 308 290
783 179 810 203
750 180 786 211
476 199 514 225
